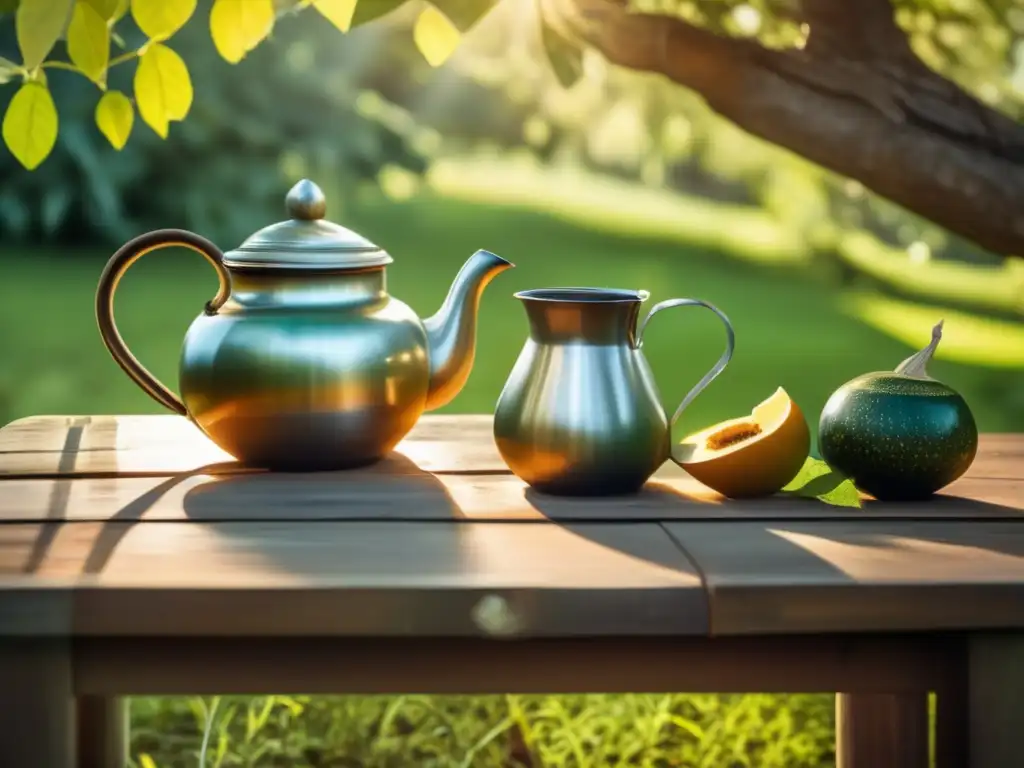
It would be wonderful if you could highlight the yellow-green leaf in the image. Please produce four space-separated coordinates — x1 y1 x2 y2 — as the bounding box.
413 5 460 67
209 0 274 63
95 89 132 149
110 0 130 22
312 0 356 33
16 0 73 71
350 0 404 27
133 42 191 138
0 56 20 84
85 0 121 19
540 20 583 88
138 754 158 768
429 0 498 31
131 0 196 41
2 81 58 170
68 1 109 85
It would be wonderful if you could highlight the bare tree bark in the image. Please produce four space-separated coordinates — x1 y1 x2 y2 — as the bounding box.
541 0 1024 257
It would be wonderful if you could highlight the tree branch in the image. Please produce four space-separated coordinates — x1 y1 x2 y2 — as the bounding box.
542 0 1024 257
799 0 916 61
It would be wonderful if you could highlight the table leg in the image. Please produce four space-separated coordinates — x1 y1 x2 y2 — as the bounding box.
0 639 75 768
835 692 929 768
968 632 1024 768
934 669 968 768
78 696 128 768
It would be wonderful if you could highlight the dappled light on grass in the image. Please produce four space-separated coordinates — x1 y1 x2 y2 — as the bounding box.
836 231 1024 317
426 155 809 266
842 292 1024 368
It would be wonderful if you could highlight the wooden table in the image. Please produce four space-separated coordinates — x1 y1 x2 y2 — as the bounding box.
0 413 1022 768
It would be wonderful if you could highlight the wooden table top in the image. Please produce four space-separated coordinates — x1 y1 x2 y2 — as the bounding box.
1 414 1022 639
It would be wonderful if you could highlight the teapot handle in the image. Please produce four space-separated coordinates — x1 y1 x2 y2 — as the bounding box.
95 229 231 416
636 298 735 431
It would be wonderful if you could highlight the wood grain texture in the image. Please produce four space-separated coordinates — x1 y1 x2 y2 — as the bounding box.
0 521 706 638
0 414 506 477
836 693 929 768
0 472 1020 525
2 414 1020 483
72 633 960 696
664 520 1024 635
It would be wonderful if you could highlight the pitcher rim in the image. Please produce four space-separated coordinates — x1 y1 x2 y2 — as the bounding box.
514 287 650 304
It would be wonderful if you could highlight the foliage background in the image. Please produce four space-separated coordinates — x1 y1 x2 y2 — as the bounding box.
1 0 1022 765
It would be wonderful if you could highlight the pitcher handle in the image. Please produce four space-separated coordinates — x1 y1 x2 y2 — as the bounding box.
636 298 735 429
95 228 231 416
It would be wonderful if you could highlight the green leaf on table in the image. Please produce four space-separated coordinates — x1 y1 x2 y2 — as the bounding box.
413 5 461 66
210 0 275 63
16 0 74 71
131 0 196 41
0 56 21 84
134 42 192 138
95 89 132 148
781 457 862 508
2 81 58 170
68 0 110 85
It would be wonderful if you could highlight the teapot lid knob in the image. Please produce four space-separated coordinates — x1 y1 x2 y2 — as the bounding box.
222 178 392 271
285 179 326 221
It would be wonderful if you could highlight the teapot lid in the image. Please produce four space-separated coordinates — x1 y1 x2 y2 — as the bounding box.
222 179 392 271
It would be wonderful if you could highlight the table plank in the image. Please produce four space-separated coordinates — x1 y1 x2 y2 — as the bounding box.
665 520 1024 635
0 414 506 477
0 521 706 637
0 472 1020 524
2 414 1021 482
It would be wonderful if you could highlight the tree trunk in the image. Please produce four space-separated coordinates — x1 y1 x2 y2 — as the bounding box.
541 0 1024 257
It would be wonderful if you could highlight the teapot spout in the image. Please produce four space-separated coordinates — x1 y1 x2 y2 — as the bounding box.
424 249 514 411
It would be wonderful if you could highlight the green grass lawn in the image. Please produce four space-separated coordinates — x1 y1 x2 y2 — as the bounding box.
130 693 837 768
3 192 1022 436
2 189 1020 767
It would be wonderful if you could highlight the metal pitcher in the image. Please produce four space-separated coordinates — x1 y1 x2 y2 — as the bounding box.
493 288 734 495
95 179 513 471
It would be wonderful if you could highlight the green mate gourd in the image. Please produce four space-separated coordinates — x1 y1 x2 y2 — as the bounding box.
818 321 978 501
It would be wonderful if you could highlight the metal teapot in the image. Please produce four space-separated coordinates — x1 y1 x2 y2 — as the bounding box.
95 179 513 470
493 288 734 495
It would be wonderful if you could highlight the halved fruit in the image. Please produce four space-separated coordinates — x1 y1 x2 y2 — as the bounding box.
673 387 810 499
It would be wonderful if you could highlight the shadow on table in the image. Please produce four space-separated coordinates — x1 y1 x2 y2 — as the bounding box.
23 437 1024 605
180 454 459 522
520 478 1024 523
57 452 468 577
519 480 1024 602
62 464 247 576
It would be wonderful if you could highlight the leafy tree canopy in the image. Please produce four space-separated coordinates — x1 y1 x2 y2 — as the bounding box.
2 0 1023 256
0 0 495 168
